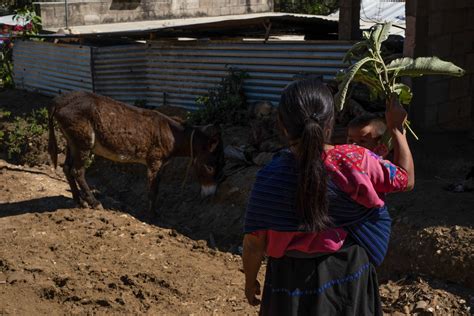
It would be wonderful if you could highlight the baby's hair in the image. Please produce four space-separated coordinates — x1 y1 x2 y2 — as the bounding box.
348 113 386 137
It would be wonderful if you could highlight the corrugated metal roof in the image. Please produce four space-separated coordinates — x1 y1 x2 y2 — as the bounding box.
330 0 405 36
0 14 28 26
43 12 338 37
360 0 405 24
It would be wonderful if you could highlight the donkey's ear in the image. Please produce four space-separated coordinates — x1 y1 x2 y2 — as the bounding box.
208 136 220 153
199 124 221 153
200 124 221 138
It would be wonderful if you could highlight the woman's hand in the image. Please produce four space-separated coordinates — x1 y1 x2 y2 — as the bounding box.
385 93 407 132
385 93 415 190
242 233 266 306
245 279 261 306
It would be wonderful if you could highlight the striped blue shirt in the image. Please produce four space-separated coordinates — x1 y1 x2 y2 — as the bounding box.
244 150 391 266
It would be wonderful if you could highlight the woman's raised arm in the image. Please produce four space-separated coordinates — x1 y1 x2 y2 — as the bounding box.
385 95 415 191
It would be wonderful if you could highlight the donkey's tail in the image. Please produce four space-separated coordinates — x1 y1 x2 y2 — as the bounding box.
48 105 58 169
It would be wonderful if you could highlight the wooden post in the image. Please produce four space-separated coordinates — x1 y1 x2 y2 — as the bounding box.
338 0 360 40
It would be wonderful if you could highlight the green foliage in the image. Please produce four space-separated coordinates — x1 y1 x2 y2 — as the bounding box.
13 6 42 36
0 44 14 88
188 67 249 125
134 99 147 108
0 108 12 141
335 22 466 142
275 0 339 15
336 23 466 111
4 107 48 160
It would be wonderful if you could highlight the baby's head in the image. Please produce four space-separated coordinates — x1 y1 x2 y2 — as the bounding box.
347 113 388 156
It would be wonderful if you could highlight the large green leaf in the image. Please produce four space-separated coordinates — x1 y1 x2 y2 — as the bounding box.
370 22 392 52
387 57 466 77
353 69 384 101
343 40 368 64
334 57 376 111
393 83 413 105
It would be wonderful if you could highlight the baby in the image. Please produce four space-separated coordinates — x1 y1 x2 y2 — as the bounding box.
347 113 390 158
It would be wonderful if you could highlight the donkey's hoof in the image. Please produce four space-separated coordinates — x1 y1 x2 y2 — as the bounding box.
75 199 88 208
92 202 104 210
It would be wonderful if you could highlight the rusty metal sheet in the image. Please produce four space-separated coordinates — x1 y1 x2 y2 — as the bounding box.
13 41 93 95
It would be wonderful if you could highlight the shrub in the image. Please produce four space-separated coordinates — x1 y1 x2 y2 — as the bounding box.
3 107 49 165
188 67 249 125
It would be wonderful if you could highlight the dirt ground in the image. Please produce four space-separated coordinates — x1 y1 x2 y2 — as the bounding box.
0 89 473 315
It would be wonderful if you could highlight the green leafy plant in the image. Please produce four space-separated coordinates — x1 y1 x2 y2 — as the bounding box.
0 108 12 142
4 107 48 161
188 67 249 125
275 0 339 15
13 6 42 36
0 6 41 88
134 99 147 108
335 22 466 140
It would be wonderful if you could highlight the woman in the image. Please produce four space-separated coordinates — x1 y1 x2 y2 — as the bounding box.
242 79 414 315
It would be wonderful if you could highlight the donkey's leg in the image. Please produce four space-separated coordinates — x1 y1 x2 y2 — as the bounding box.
63 146 87 207
147 160 164 214
71 148 102 209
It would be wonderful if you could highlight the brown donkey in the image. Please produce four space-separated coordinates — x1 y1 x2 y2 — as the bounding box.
48 91 225 213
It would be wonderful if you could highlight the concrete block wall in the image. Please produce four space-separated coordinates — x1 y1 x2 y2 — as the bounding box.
35 0 273 29
405 0 474 131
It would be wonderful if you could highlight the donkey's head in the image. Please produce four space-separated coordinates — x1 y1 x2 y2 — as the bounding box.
193 124 225 197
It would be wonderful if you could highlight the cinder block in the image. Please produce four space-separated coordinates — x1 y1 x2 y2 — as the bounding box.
445 10 467 33
99 2 109 14
185 0 200 10
455 0 474 9
437 97 472 130
428 12 443 37
431 0 451 11
428 34 452 58
466 52 474 71
448 54 467 69
220 7 231 15
422 106 439 128
101 14 116 24
426 79 450 106
467 9 474 30
200 0 213 9
84 14 100 25
153 2 172 13
230 6 247 15
449 77 470 99
451 31 474 55
206 7 221 16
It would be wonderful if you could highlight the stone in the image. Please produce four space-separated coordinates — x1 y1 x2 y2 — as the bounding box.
83 14 100 25
7 271 33 284
414 300 428 312
253 152 273 166
403 305 411 314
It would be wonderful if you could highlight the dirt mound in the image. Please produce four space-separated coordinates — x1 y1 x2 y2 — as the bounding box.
0 161 257 315
379 177 474 288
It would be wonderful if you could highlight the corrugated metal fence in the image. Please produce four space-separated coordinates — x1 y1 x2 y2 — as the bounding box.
13 41 94 96
14 40 351 109
145 40 351 109
93 44 148 105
